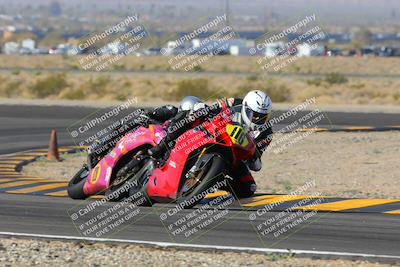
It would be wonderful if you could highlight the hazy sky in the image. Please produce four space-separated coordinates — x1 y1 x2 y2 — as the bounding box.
0 0 399 29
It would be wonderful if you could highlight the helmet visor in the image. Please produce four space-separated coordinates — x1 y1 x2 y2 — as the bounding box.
179 96 202 112
252 111 270 125
243 105 254 124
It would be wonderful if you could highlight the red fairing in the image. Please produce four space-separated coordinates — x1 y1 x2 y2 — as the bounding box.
147 126 212 199
147 107 256 200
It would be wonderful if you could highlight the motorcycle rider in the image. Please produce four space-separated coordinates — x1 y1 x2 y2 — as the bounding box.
87 96 203 168
148 90 273 198
149 96 203 127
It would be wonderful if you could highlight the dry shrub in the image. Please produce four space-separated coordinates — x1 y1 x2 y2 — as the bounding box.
59 88 86 100
234 79 291 102
164 78 224 101
324 73 348 85
29 73 68 98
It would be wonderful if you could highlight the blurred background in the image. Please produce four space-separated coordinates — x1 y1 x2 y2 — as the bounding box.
0 0 399 106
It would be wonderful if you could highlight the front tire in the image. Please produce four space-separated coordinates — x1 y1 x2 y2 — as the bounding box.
67 165 89 199
176 155 225 209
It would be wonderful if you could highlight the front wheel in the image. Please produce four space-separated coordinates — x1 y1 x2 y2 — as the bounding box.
67 164 89 199
176 155 225 209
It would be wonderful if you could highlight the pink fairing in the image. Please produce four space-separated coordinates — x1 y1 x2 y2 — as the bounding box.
83 125 165 196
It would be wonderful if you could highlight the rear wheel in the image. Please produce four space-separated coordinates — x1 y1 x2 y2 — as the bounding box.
105 152 152 202
105 157 144 201
176 155 225 209
67 164 89 199
128 181 153 207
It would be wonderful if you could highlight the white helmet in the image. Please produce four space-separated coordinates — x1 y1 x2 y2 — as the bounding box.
179 96 202 112
241 90 272 129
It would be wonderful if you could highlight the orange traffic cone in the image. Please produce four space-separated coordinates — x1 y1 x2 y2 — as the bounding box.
47 129 60 161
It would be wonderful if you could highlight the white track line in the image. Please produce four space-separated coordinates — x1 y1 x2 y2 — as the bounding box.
0 231 399 260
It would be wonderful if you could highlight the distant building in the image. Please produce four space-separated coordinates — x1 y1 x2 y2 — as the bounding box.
229 39 254 56
162 41 189 55
5 25 17 32
296 43 325 57
230 45 246 56
162 37 256 56
100 43 119 55
3 42 19 54
189 38 230 55
100 42 129 55
21 39 35 50
49 44 79 55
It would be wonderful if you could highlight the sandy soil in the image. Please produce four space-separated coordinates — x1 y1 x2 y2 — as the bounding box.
0 55 400 76
23 153 87 181
0 237 393 267
23 131 400 199
257 131 400 198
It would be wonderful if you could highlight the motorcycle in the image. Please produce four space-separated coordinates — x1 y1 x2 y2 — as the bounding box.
67 106 256 208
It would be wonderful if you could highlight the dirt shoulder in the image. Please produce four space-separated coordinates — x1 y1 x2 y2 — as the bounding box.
0 237 393 267
256 131 400 199
23 131 400 199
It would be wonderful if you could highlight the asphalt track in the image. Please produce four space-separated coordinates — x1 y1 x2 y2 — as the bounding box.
0 104 399 261
0 194 399 259
1 104 399 155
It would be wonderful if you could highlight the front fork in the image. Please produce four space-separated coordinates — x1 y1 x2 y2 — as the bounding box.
184 153 231 192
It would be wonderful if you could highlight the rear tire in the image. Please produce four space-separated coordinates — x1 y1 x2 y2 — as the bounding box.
129 181 153 207
67 165 89 199
105 152 150 202
176 155 225 209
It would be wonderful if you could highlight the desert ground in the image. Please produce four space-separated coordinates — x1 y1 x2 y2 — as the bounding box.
0 237 394 267
0 56 399 106
1 55 400 76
